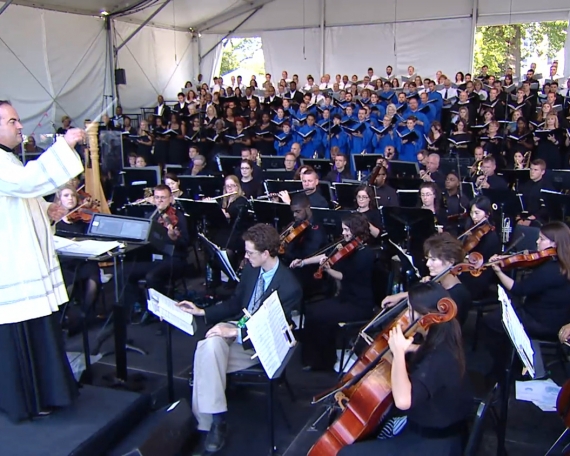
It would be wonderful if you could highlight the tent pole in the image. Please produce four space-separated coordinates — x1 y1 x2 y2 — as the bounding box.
116 0 172 52
469 0 479 74
0 0 14 16
320 0 326 76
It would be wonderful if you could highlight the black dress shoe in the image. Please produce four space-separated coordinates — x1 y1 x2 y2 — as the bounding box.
204 421 227 453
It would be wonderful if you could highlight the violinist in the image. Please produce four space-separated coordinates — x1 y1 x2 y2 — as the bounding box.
124 184 189 319
291 213 375 370
372 164 398 207
483 222 570 381
460 196 501 300
54 185 103 321
339 282 472 456
418 182 446 232
355 185 382 240
382 232 473 326
517 159 554 226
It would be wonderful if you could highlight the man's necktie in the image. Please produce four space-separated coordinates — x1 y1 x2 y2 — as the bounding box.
444 89 449 99
248 275 265 314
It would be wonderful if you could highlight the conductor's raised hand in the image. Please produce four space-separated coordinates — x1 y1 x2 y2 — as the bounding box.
63 128 86 148
176 300 205 316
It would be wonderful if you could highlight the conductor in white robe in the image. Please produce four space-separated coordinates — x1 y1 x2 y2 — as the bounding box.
0 100 85 422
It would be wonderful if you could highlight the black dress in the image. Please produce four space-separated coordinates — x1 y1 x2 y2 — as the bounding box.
536 129 564 169
461 228 501 300
168 126 188 165
447 282 472 326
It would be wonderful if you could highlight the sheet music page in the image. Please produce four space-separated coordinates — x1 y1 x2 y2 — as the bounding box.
54 236 121 257
388 239 420 278
147 288 197 336
245 291 295 378
498 286 535 378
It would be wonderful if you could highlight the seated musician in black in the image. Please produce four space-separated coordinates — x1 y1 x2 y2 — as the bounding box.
484 221 570 381
291 213 376 370
517 159 554 227
474 155 508 190
372 164 398 207
443 171 470 235
54 185 102 320
354 185 382 241
125 184 189 316
459 196 501 300
382 232 473 326
278 167 329 208
339 282 472 456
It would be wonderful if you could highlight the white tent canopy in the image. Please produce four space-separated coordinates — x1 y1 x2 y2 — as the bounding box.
0 0 568 134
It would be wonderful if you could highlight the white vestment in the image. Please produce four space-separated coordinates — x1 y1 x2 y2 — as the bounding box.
0 137 84 324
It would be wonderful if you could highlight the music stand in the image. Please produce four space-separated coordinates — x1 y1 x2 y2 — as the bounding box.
541 189 570 224
250 200 293 231
549 170 570 193
217 155 242 176
481 188 522 249
396 189 419 208
382 206 435 254
389 160 420 178
122 166 161 187
333 183 359 210
461 182 475 201
198 233 240 284
176 199 228 234
387 177 423 190
439 157 473 177
265 179 303 195
317 182 334 207
311 208 354 240
300 158 332 179
165 164 185 176
352 154 384 179
263 169 291 181
500 169 531 192
261 155 285 170
178 175 224 199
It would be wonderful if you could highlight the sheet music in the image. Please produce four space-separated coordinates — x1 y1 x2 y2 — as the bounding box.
388 239 420 278
245 291 295 378
147 288 197 336
198 233 240 282
54 236 121 257
498 286 536 378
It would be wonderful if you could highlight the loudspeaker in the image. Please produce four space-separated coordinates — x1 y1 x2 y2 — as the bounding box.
121 399 194 456
115 68 127 85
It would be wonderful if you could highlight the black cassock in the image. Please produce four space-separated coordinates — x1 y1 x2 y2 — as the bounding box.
0 313 79 422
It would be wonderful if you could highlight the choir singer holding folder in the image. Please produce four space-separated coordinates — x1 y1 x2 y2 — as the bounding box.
176 224 302 454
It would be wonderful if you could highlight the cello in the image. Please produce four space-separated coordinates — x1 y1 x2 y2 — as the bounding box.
307 297 458 456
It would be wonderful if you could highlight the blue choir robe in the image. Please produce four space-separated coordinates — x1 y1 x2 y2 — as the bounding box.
348 123 373 155
379 91 396 107
428 91 444 120
323 130 351 158
403 109 431 135
274 131 298 156
372 129 401 155
297 125 322 158
419 103 436 126
398 126 425 162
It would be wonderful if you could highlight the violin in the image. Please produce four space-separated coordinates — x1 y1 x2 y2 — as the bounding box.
467 248 557 277
308 297 458 455
314 238 362 279
278 220 310 255
65 200 100 223
158 206 179 229
460 219 495 252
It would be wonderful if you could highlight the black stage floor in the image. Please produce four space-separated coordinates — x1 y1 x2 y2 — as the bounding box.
5 273 568 456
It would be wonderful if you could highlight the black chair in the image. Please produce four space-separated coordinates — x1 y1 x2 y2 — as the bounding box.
464 382 501 456
536 338 570 377
226 349 297 455
470 296 500 351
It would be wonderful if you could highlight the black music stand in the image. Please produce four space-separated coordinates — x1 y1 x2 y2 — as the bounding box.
396 189 419 208
386 177 423 190
462 182 475 201
500 169 531 192
352 154 384 179
122 166 161 187
300 158 332 179
265 179 303 195
176 199 227 235
263 169 291 180
217 155 242 176
382 207 435 255
333 182 360 210
548 170 570 193
439 157 473 177
541 189 570 224
317 182 334 207
261 155 285 170
310 208 354 240
165 164 185 176
178 175 224 199
389 160 420 178
250 200 294 231
481 188 522 249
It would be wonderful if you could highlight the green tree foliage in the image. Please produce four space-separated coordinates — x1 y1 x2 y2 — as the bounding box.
219 38 263 76
474 21 567 76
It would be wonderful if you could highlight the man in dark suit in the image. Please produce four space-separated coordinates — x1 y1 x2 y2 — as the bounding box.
177 224 302 453
154 95 171 124
284 81 304 105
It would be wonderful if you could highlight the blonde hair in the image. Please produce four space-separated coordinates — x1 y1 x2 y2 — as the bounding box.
222 175 244 208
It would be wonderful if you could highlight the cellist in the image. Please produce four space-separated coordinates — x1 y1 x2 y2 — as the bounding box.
339 282 472 456
483 221 570 382
290 213 375 371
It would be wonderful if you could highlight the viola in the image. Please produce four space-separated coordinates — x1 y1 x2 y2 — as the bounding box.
460 220 495 252
314 238 362 279
278 220 310 255
308 297 458 456
468 247 557 277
